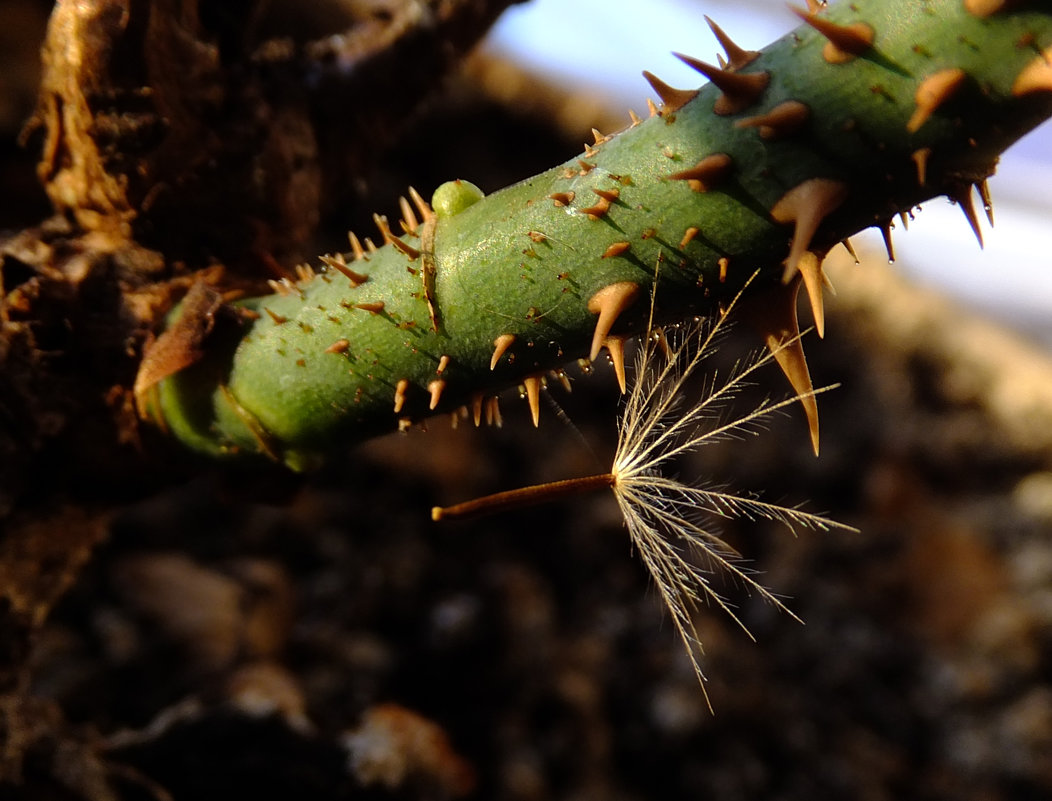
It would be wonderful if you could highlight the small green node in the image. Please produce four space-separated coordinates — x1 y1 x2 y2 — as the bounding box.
432 180 485 218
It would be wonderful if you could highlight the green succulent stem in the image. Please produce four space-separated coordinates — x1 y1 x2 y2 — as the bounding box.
144 0 1052 469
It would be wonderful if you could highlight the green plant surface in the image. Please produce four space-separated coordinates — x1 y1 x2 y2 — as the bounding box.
139 0 1052 470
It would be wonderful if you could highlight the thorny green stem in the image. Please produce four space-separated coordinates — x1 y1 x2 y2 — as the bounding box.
139 0 1052 469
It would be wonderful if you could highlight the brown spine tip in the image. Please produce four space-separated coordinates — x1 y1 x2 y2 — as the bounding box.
485 397 503 428
587 281 641 361
964 0 1005 16
602 337 628 394
949 185 984 248
641 70 699 114
911 147 932 186
873 220 894 262
977 179 994 227
743 276 820 455
490 333 516 370
704 15 760 70
578 159 596 174
348 231 368 262
325 339 350 354
354 301 385 314
840 238 859 264
601 241 632 260
548 191 575 208
770 178 849 277
1013 46 1052 96
523 376 542 427
794 251 826 339
668 153 732 192
390 236 422 261
789 5 874 63
373 214 397 245
734 100 810 139
673 53 769 114
628 108 642 126
264 308 288 325
471 393 484 427
399 196 420 232
680 226 701 249
322 254 369 286
428 379 447 410
579 188 620 220
907 68 967 133
408 186 435 223
436 354 451 374
393 379 410 414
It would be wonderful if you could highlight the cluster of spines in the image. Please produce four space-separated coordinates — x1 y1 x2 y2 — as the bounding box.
141 0 1052 466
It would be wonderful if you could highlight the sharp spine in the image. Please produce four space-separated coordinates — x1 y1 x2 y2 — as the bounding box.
491 334 516 370
789 5 875 63
908 68 967 133
704 16 760 70
668 153 732 192
587 282 641 361
428 379 447 410
523 375 542 427
673 53 769 114
641 71 699 114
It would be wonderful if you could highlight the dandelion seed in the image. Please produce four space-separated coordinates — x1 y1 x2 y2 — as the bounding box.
432 278 856 709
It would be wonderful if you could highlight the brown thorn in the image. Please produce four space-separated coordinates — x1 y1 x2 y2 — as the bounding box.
552 370 572 394
579 197 612 219
393 379 410 414
911 147 932 186
548 191 575 207
408 186 435 222
898 211 910 231
485 396 503 428
841 238 859 264
907 68 967 133
602 241 632 260
788 5 874 64
628 108 642 126
490 334 516 370
646 98 660 118
471 393 484 427
591 127 608 145
428 379 447 410
734 100 810 139
770 178 849 277
704 15 760 70
964 0 1004 17
364 238 378 253
795 251 826 339
264 308 287 325
436 354 451 374
668 153 732 191
977 179 994 226
321 254 368 286
325 339 350 354
399 196 420 233
587 282 641 361
603 337 628 393
878 220 896 262
578 159 596 174
1013 46 1052 95
641 70 699 114
680 226 701 249
354 301 385 314
673 53 770 114
744 276 820 455
523 376 542 427
950 185 984 248
373 214 396 245
718 257 730 283
390 236 422 261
